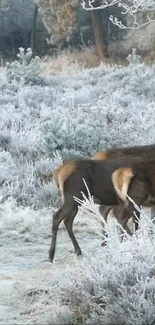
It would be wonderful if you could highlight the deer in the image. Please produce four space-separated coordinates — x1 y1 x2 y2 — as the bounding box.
91 143 155 230
49 155 155 262
59 144 155 233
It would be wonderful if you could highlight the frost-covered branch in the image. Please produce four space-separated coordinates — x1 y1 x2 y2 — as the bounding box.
81 0 155 29
81 0 120 10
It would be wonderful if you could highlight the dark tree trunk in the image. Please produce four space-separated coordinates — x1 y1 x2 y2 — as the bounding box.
90 1 108 59
30 4 38 55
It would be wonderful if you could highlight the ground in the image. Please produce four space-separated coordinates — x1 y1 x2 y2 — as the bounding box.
0 199 101 323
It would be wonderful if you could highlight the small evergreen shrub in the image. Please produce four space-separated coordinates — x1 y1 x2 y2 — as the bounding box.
5 47 41 84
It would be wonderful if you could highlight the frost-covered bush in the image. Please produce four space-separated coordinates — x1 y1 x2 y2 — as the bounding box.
0 151 17 185
60 247 155 325
1 50 155 207
40 116 100 158
5 47 41 84
9 200 155 325
127 48 142 66
56 202 155 325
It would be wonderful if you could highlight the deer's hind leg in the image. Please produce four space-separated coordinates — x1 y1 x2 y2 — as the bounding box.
64 207 82 256
99 205 115 246
99 204 133 245
118 178 150 240
151 206 155 222
99 205 113 221
49 203 78 262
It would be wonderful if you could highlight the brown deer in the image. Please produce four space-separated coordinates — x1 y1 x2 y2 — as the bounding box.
49 155 155 262
91 143 155 229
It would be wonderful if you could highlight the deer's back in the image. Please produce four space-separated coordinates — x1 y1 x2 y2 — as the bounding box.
92 144 155 161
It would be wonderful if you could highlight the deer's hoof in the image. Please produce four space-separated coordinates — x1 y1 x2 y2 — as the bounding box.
101 240 107 247
75 249 82 256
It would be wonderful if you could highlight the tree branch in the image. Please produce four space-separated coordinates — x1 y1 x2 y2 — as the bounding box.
80 0 155 29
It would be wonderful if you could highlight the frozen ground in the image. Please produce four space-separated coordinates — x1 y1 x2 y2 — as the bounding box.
0 196 154 324
0 198 102 324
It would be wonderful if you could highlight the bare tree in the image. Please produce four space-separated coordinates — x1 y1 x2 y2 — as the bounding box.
36 0 77 46
81 0 155 29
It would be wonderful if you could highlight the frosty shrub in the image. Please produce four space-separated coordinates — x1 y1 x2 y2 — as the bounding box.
56 200 155 325
10 198 155 324
0 151 17 185
5 47 41 84
127 48 142 66
60 247 155 325
40 118 89 158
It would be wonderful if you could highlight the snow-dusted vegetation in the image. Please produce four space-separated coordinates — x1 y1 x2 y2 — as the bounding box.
0 49 155 324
